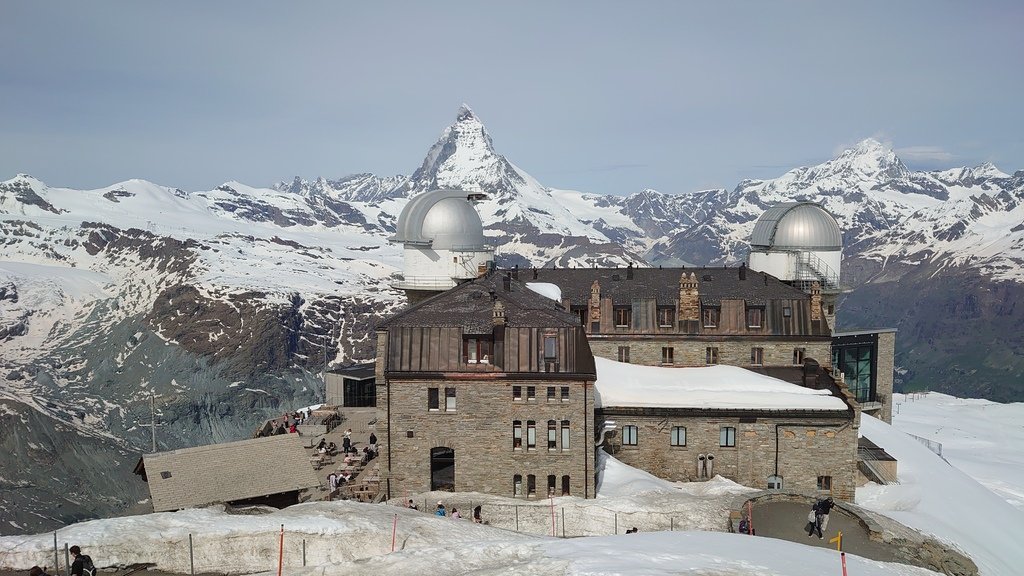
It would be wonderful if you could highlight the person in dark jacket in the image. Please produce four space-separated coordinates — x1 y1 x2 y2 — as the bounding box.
807 497 834 539
69 546 93 576
29 567 53 576
369 432 377 445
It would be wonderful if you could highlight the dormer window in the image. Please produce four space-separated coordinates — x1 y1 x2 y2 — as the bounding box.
463 336 493 364
702 307 719 328
657 307 674 328
613 307 631 328
746 307 764 329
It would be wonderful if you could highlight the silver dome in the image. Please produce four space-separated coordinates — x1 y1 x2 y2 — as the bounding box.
749 202 842 250
392 189 487 251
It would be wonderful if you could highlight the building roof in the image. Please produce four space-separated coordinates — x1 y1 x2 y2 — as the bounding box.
379 271 582 333
510 266 810 306
137 434 321 512
390 189 488 250
328 362 376 380
749 202 842 251
593 357 847 411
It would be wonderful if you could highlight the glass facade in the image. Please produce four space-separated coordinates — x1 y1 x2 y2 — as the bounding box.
832 333 878 404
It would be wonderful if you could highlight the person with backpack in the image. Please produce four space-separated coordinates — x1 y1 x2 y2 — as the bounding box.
435 502 447 517
29 566 53 576
69 546 95 576
807 497 834 539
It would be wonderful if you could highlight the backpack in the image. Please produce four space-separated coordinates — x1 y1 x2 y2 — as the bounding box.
80 555 96 576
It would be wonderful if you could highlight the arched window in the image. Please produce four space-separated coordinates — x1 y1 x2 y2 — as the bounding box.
513 474 523 497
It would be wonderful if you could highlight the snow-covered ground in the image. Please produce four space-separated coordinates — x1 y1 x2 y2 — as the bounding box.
3 395 1024 575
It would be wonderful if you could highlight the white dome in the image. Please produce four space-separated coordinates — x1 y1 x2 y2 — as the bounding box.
750 202 842 251
392 189 487 251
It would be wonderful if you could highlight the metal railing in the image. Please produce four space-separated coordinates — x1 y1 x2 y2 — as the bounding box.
794 252 840 291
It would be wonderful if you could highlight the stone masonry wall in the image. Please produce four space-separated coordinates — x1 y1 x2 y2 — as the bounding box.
378 371 596 500
601 411 857 501
876 332 895 423
589 339 832 369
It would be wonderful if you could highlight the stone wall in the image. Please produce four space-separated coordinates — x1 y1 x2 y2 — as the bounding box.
601 410 857 500
589 338 831 369
377 348 596 500
877 331 895 423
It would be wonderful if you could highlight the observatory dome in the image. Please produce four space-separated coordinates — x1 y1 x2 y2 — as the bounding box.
749 202 842 251
392 189 487 251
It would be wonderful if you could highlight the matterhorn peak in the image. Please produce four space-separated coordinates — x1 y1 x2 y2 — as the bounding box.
409 105 504 192
456 103 475 121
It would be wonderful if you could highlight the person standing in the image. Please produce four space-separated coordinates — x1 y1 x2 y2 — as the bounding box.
69 546 95 576
369 432 377 445
807 497 834 539
472 505 482 524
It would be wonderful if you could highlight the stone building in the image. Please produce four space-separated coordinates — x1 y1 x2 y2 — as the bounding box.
595 358 859 500
508 265 832 371
376 272 598 500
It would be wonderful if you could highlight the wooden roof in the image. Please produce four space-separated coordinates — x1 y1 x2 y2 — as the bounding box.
138 433 321 512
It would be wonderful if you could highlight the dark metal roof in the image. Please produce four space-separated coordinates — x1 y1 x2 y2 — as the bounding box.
506 266 810 306
379 272 582 333
328 362 376 380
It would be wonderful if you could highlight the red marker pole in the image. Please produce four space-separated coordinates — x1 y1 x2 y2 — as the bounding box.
277 524 284 576
841 551 848 576
391 514 398 552
746 501 753 535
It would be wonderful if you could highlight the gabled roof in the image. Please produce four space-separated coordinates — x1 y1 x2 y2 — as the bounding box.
508 266 809 306
379 271 582 334
137 434 320 512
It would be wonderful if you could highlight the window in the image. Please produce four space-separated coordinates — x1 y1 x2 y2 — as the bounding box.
662 346 674 365
428 387 439 411
445 387 456 411
547 386 556 401
827 304 835 316
512 421 522 449
548 420 557 450
512 386 522 401
833 344 874 404
547 474 556 496
720 426 736 447
543 336 558 360
706 347 719 365
751 347 764 366
702 307 719 328
746 307 763 328
767 475 783 490
463 336 493 364
622 425 638 446
817 475 832 491
561 475 570 496
527 386 536 401
657 307 674 328
561 420 570 450
527 420 536 449
793 348 805 365
670 426 687 446
527 474 536 496
560 386 569 401
617 346 631 363
513 474 523 496
614 307 631 328
783 306 792 318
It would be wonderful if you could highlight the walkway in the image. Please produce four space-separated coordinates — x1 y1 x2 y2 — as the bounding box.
748 500 900 563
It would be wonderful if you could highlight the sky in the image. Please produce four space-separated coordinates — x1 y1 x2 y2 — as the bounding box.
2 394 1023 575
1 1 1022 195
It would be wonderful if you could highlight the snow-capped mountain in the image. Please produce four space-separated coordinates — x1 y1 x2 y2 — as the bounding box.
3 105 1024 533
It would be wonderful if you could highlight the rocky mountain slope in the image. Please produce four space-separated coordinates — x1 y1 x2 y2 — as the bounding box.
2 105 1023 533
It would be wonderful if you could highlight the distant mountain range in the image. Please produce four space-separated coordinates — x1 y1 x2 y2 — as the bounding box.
2 104 1023 533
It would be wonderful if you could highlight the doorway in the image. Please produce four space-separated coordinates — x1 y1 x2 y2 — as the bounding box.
430 447 455 491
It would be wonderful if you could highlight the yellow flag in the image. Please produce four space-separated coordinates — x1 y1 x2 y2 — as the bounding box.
829 531 843 551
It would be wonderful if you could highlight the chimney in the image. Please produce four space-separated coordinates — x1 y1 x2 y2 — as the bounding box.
738 263 746 281
810 281 822 321
493 300 506 326
626 263 634 280
678 272 700 322
503 274 512 292
588 280 601 330
512 265 519 280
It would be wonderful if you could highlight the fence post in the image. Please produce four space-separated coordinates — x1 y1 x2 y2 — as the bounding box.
53 532 59 576
302 539 306 567
614 513 618 535
561 508 565 538
64 544 70 576
670 517 674 531
515 505 519 532
189 534 194 576
277 525 284 576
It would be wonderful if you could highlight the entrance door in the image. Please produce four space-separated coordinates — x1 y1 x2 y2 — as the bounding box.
430 447 455 491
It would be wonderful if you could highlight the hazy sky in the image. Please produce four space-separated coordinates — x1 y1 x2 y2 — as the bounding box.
2 1 1021 195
